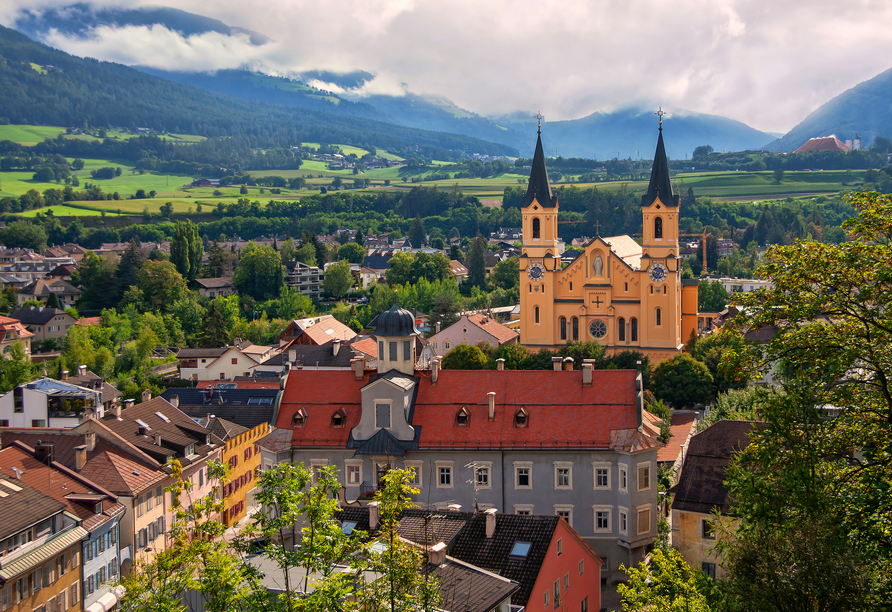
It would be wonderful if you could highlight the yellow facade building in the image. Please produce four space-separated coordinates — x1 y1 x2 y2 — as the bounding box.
518 124 699 361
217 420 270 527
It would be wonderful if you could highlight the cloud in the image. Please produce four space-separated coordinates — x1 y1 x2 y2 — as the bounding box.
4 0 892 133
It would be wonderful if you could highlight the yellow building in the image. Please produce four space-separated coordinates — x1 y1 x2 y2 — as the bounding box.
518 123 699 361
215 420 270 527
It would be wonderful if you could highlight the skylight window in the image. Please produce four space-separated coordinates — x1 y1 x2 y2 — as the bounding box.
155 412 170 423
510 541 532 558
341 521 358 535
135 419 150 429
247 397 273 405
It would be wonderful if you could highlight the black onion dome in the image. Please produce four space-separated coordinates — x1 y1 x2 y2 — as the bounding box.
369 300 419 336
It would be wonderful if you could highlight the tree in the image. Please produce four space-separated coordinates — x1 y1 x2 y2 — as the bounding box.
0 221 47 251
618 547 717 612
202 240 232 277
279 237 297 264
117 239 146 299
170 220 203 281
411 252 451 284
692 145 714 159
295 241 317 267
239 184 248 194
773 168 784 183
651 353 713 409
466 232 487 289
698 280 730 312
45 292 61 309
339 242 366 264
720 191 892 588
0 342 35 393
385 251 415 286
408 215 426 248
323 260 353 298
233 242 285 302
203 296 239 347
441 343 488 370
492 343 531 369
137 260 188 311
489 256 519 291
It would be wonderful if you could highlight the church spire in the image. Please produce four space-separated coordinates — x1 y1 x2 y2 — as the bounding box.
641 112 679 208
521 128 557 208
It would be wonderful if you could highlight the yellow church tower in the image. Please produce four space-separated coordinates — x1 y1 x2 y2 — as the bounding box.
518 114 696 361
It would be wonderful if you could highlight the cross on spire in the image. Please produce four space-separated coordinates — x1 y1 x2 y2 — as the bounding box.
594 220 600 236
655 107 666 131
535 111 544 134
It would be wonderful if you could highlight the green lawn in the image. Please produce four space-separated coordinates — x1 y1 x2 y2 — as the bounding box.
0 125 66 145
17 205 121 217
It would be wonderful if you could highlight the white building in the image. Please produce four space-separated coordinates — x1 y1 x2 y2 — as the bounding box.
0 376 103 428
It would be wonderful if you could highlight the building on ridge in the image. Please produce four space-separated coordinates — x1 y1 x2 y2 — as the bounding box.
517 122 700 361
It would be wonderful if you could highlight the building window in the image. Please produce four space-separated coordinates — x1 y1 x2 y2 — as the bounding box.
594 507 611 532
456 407 470 427
624 282 628 292
555 505 573 527
618 317 625 341
514 407 529 427
475 466 490 488
559 316 566 340
557 538 562 556
347 464 361 485
404 462 422 486
654 216 663 239
564 572 569 590
702 518 715 540
31 420 46 427
572 317 579 341
637 506 652 535
375 403 390 429
544 589 549 607
533 217 541 239
388 342 397 361
619 507 628 535
378 341 384 360
579 559 584 576
515 462 532 489
638 463 651 491
534 306 540 324
553 579 560 607
403 340 411 361
582 596 588 612
656 307 662 326
631 318 638 341
593 462 611 490
515 505 534 515
554 463 572 489
438 466 452 487
702 562 716 580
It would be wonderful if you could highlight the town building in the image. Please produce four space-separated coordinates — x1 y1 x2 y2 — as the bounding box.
206 419 269 527
0 441 126 612
10 307 76 345
0 470 86 612
276 315 357 347
176 342 277 382
0 376 104 428
251 341 361 374
425 313 519 358
16 279 82 308
517 125 700 361
0 317 33 357
670 420 760 579
63 367 121 416
160 387 279 434
194 277 236 299
266 302 662 578
284 260 322 300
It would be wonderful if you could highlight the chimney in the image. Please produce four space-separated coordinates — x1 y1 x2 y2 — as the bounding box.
170 396 179 408
78 365 87 377
351 357 364 380
141 389 151 403
582 362 593 385
125 399 135 410
85 431 96 452
432 357 440 384
289 349 297 364
552 356 563 371
74 445 86 471
429 542 447 566
34 441 53 463
435 321 441 334
153 433 162 446
485 507 498 538
563 357 574 371
112 402 122 418
487 391 496 421
61 370 68 380
496 358 505 371
369 501 379 530
333 340 341 356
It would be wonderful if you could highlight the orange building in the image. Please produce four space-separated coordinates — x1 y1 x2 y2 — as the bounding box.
215 420 270 527
518 124 699 361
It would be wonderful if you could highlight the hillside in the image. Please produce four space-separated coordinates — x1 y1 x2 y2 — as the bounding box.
0 25 516 157
765 66 892 153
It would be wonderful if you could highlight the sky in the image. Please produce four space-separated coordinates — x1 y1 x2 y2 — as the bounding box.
2 0 891 134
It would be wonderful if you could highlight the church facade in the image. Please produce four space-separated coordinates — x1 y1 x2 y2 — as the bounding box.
518 126 700 361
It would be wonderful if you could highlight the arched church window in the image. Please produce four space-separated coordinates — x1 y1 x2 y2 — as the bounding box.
533 218 541 239
618 317 626 342
631 318 638 341
535 306 540 324
572 317 579 341
655 217 663 239
663 286 667 294
559 317 567 340
656 308 662 326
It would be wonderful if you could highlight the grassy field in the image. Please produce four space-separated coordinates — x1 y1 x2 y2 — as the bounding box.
0 124 206 146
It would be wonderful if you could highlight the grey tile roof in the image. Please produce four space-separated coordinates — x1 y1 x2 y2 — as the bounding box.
260 344 356 368
10 307 69 326
0 473 67 540
161 388 279 431
206 417 250 441
429 557 518 612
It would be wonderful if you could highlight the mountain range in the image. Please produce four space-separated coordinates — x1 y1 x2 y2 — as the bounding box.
8 3 892 158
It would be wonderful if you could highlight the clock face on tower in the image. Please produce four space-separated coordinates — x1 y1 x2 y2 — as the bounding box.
648 262 669 283
527 262 545 282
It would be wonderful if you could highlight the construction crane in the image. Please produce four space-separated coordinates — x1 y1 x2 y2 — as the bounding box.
679 230 712 275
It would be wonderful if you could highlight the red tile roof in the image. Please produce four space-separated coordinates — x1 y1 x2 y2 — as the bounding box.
657 412 698 463
351 337 377 360
0 316 34 339
794 136 852 154
276 369 640 450
465 313 519 345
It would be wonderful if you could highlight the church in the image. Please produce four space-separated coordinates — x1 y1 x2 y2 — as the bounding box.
518 121 700 361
